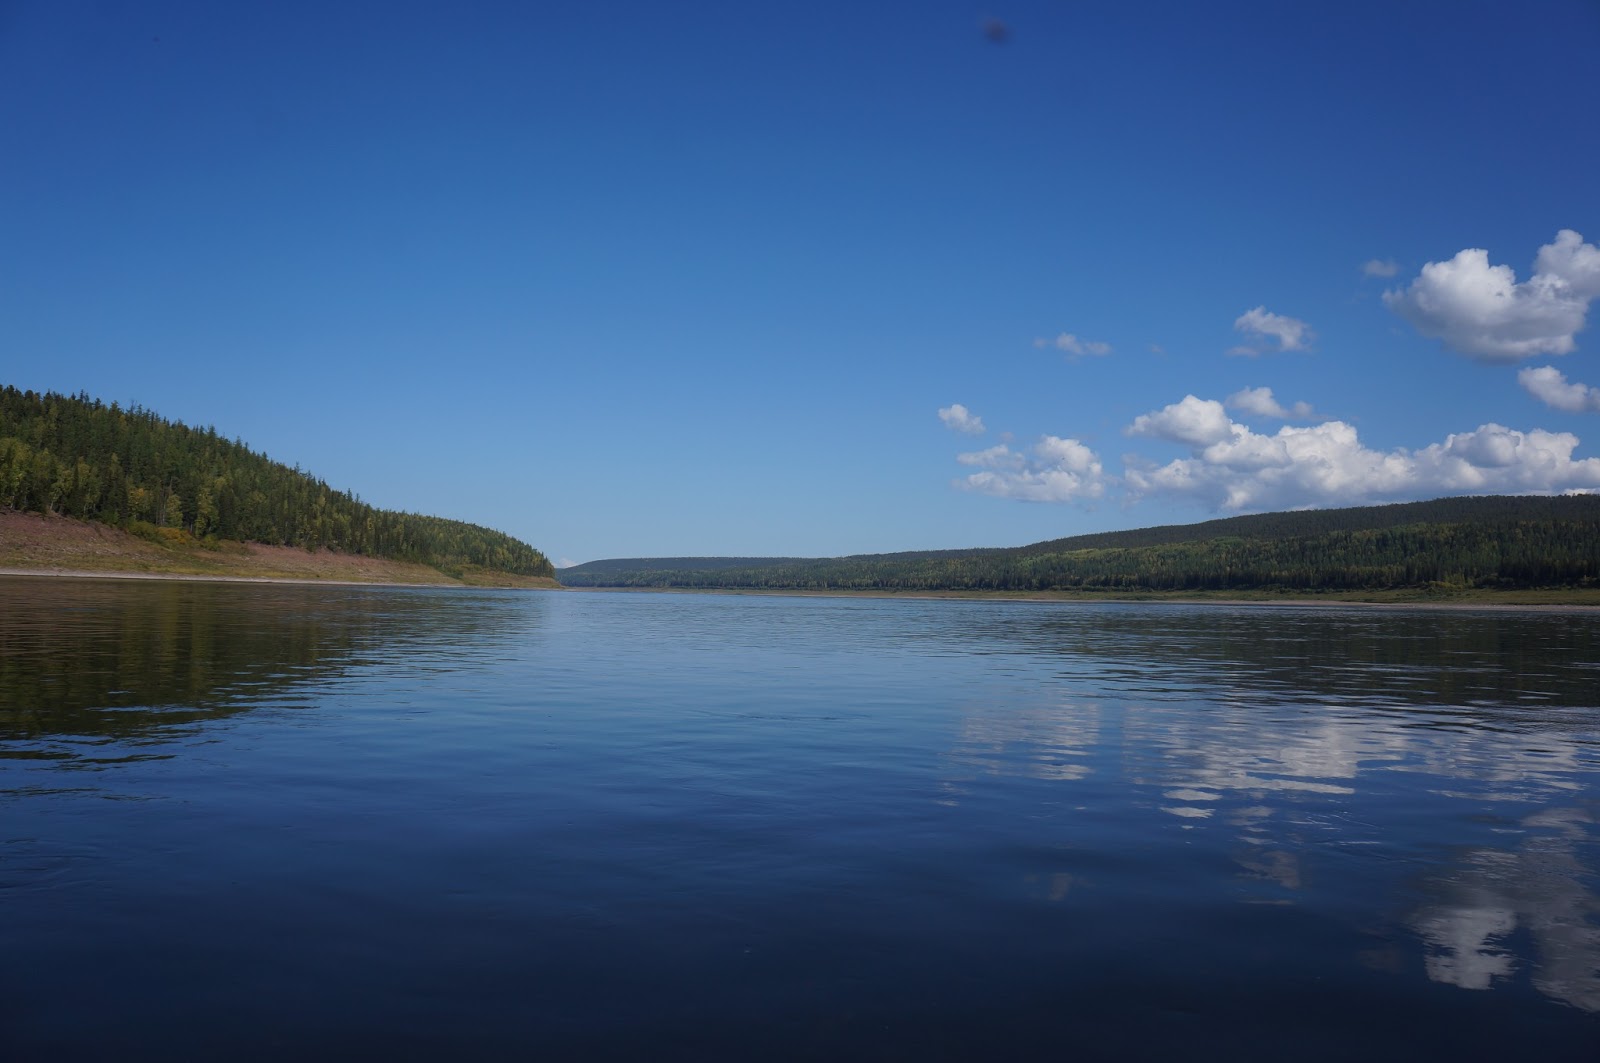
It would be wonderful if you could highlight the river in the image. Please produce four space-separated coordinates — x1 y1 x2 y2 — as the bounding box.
3 577 1597 1059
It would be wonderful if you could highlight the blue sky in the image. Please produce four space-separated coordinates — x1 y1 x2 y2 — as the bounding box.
3 1 1597 565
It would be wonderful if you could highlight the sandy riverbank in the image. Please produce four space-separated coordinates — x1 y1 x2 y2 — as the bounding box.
0 510 559 589
0 566 542 590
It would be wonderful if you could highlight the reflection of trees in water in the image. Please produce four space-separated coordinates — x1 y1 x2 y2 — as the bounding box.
0 578 539 757
936 603 1600 714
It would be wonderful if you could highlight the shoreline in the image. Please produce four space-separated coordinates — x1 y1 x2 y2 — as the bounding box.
0 566 558 591
0 510 560 590
4 566 1596 611
474 582 1600 611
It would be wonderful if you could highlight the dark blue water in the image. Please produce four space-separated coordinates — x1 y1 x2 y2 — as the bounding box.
3 577 1598 1059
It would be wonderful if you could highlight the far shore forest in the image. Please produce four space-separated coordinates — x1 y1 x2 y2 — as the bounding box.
5 385 1600 596
556 496 1600 594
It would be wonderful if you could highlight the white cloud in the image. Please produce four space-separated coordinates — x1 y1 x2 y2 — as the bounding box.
1127 394 1234 446
938 403 986 434
1536 229 1600 298
1384 230 1600 362
556 558 579 569
1123 407 1600 511
1225 386 1314 420
951 390 1600 511
1363 259 1399 278
956 444 1024 469
1036 332 1112 359
1518 366 1600 413
1035 435 1101 472
959 435 1108 502
1225 345 1260 358
1234 306 1313 352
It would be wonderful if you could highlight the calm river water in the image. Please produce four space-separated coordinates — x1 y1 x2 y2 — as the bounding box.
2 577 1598 1059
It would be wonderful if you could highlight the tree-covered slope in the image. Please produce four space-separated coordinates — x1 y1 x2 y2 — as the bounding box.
566 555 810 577
0 386 553 578
558 495 1600 592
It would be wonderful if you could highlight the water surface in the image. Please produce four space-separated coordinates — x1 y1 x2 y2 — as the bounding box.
2 577 1598 1059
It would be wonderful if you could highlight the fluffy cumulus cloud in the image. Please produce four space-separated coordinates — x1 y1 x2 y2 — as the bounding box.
1234 307 1313 352
1126 395 1234 446
938 403 986 434
1225 386 1314 420
959 435 1108 502
1518 366 1600 413
948 391 1600 511
1122 401 1600 511
1538 228 1600 293
1035 332 1112 359
1362 259 1399 278
1384 230 1600 363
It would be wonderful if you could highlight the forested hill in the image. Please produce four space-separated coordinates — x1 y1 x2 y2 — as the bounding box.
0 386 553 578
558 495 1600 593
566 555 810 577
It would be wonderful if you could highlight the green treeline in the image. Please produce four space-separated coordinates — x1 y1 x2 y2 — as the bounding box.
0 385 553 577
558 496 1600 592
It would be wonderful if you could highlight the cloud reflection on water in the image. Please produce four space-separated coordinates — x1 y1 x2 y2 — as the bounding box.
940 603 1600 1012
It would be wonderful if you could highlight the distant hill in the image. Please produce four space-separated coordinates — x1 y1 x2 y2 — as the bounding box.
564 555 811 577
0 385 553 579
557 495 1600 593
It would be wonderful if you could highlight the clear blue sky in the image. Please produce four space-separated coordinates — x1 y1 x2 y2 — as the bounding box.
4 1 1598 565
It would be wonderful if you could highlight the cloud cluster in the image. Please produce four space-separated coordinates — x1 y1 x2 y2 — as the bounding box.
1127 394 1233 446
951 395 1600 514
1036 332 1112 359
1233 307 1313 353
1122 397 1600 511
1384 230 1600 362
945 227 1600 515
938 403 986 434
957 436 1108 502
1225 386 1314 420
1519 366 1600 413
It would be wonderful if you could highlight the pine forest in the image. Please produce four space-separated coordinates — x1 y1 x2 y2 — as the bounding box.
0 386 553 578
556 495 1600 593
